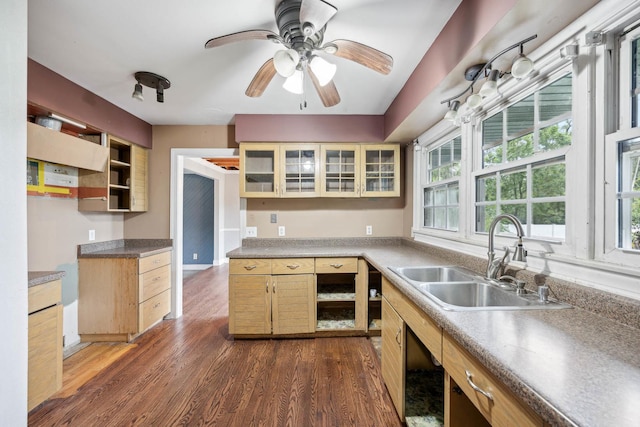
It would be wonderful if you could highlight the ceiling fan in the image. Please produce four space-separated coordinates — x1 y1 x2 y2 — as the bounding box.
204 0 393 108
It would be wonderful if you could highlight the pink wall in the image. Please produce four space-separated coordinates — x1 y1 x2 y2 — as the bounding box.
383 0 516 138
27 59 152 148
235 114 384 142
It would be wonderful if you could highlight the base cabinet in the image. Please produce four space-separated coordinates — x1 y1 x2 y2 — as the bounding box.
28 279 63 411
229 257 373 337
442 332 544 427
78 251 172 342
382 278 544 427
381 297 406 420
229 258 316 335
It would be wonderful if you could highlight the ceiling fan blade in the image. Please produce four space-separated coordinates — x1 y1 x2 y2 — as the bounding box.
324 39 393 75
300 0 337 37
245 58 277 97
205 30 283 49
308 67 340 107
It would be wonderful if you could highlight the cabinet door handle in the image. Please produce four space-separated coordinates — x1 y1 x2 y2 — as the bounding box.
395 328 401 346
286 264 300 270
273 283 276 293
244 265 257 271
266 279 269 293
329 263 343 269
465 370 493 401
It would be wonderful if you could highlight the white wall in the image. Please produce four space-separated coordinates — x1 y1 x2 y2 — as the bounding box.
1 1 28 423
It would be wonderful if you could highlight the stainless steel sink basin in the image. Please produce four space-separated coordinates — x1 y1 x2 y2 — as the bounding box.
389 265 571 311
389 266 474 283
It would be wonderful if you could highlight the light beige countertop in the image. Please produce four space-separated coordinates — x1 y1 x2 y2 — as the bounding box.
77 239 173 259
228 238 640 427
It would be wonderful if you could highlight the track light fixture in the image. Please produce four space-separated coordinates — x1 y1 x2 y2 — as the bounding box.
444 100 460 121
440 35 537 124
132 71 171 103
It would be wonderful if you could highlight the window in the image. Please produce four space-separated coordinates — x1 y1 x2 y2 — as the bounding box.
476 75 572 239
422 136 461 231
617 137 640 249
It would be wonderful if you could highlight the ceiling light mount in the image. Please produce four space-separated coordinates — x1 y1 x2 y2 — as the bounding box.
133 71 171 103
440 34 537 123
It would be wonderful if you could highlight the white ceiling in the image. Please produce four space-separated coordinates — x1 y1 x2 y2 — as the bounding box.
27 0 461 127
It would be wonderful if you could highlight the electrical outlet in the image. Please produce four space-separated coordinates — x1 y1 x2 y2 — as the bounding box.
278 226 285 236
193 253 198 260
246 226 257 237
366 225 373 235
89 229 95 241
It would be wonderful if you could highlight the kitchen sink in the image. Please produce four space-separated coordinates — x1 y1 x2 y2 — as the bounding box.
389 265 571 311
388 266 474 283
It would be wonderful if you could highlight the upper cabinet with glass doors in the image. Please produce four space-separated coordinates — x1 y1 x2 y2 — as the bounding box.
240 143 280 197
361 145 400 197
240 143 400 198
321 144 360 197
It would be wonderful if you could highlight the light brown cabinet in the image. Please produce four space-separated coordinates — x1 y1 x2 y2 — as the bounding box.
28 278 63 411
381 297 406 419
229 257 374 337
240 143 400 198
78 135 148 212
382 278 544 427
442 332 544 427
78 250 171 342
229 258 316 335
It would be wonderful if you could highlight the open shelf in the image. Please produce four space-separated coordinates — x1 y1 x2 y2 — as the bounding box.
316 307 356 330
317 282 356 301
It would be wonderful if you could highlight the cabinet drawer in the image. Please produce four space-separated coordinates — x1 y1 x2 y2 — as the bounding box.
229 258 272 275
139 264 171 302
139 289 171 332
315 257 358 273
139 251 172 274
271 258 315 274
442 332 543 427
28 279 62 314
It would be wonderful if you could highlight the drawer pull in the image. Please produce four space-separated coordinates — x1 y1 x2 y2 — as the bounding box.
286 264 300 270
465 370 493 401
329 263 344 269
153 302 161 309
153 259 160 264
243 265 257 271
152 276 160 282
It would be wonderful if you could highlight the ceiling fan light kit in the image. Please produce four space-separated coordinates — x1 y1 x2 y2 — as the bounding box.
204 0 393 108
132 71 171 103
441 35 537 125
274 49 300 77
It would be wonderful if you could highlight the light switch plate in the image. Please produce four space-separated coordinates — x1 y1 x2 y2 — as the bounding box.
270 213 277 223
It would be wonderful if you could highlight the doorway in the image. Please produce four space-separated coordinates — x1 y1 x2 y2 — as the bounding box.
169 148 241 318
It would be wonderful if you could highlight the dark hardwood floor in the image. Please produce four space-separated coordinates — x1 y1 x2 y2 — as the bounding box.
29 264 402 426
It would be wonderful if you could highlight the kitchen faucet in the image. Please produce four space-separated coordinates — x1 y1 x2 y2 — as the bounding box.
486 213 527 279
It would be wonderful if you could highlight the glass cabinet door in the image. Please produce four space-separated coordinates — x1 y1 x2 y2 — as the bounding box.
361 145 400 197
321 145 361 197
240 144 279 197
281 144 320 197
